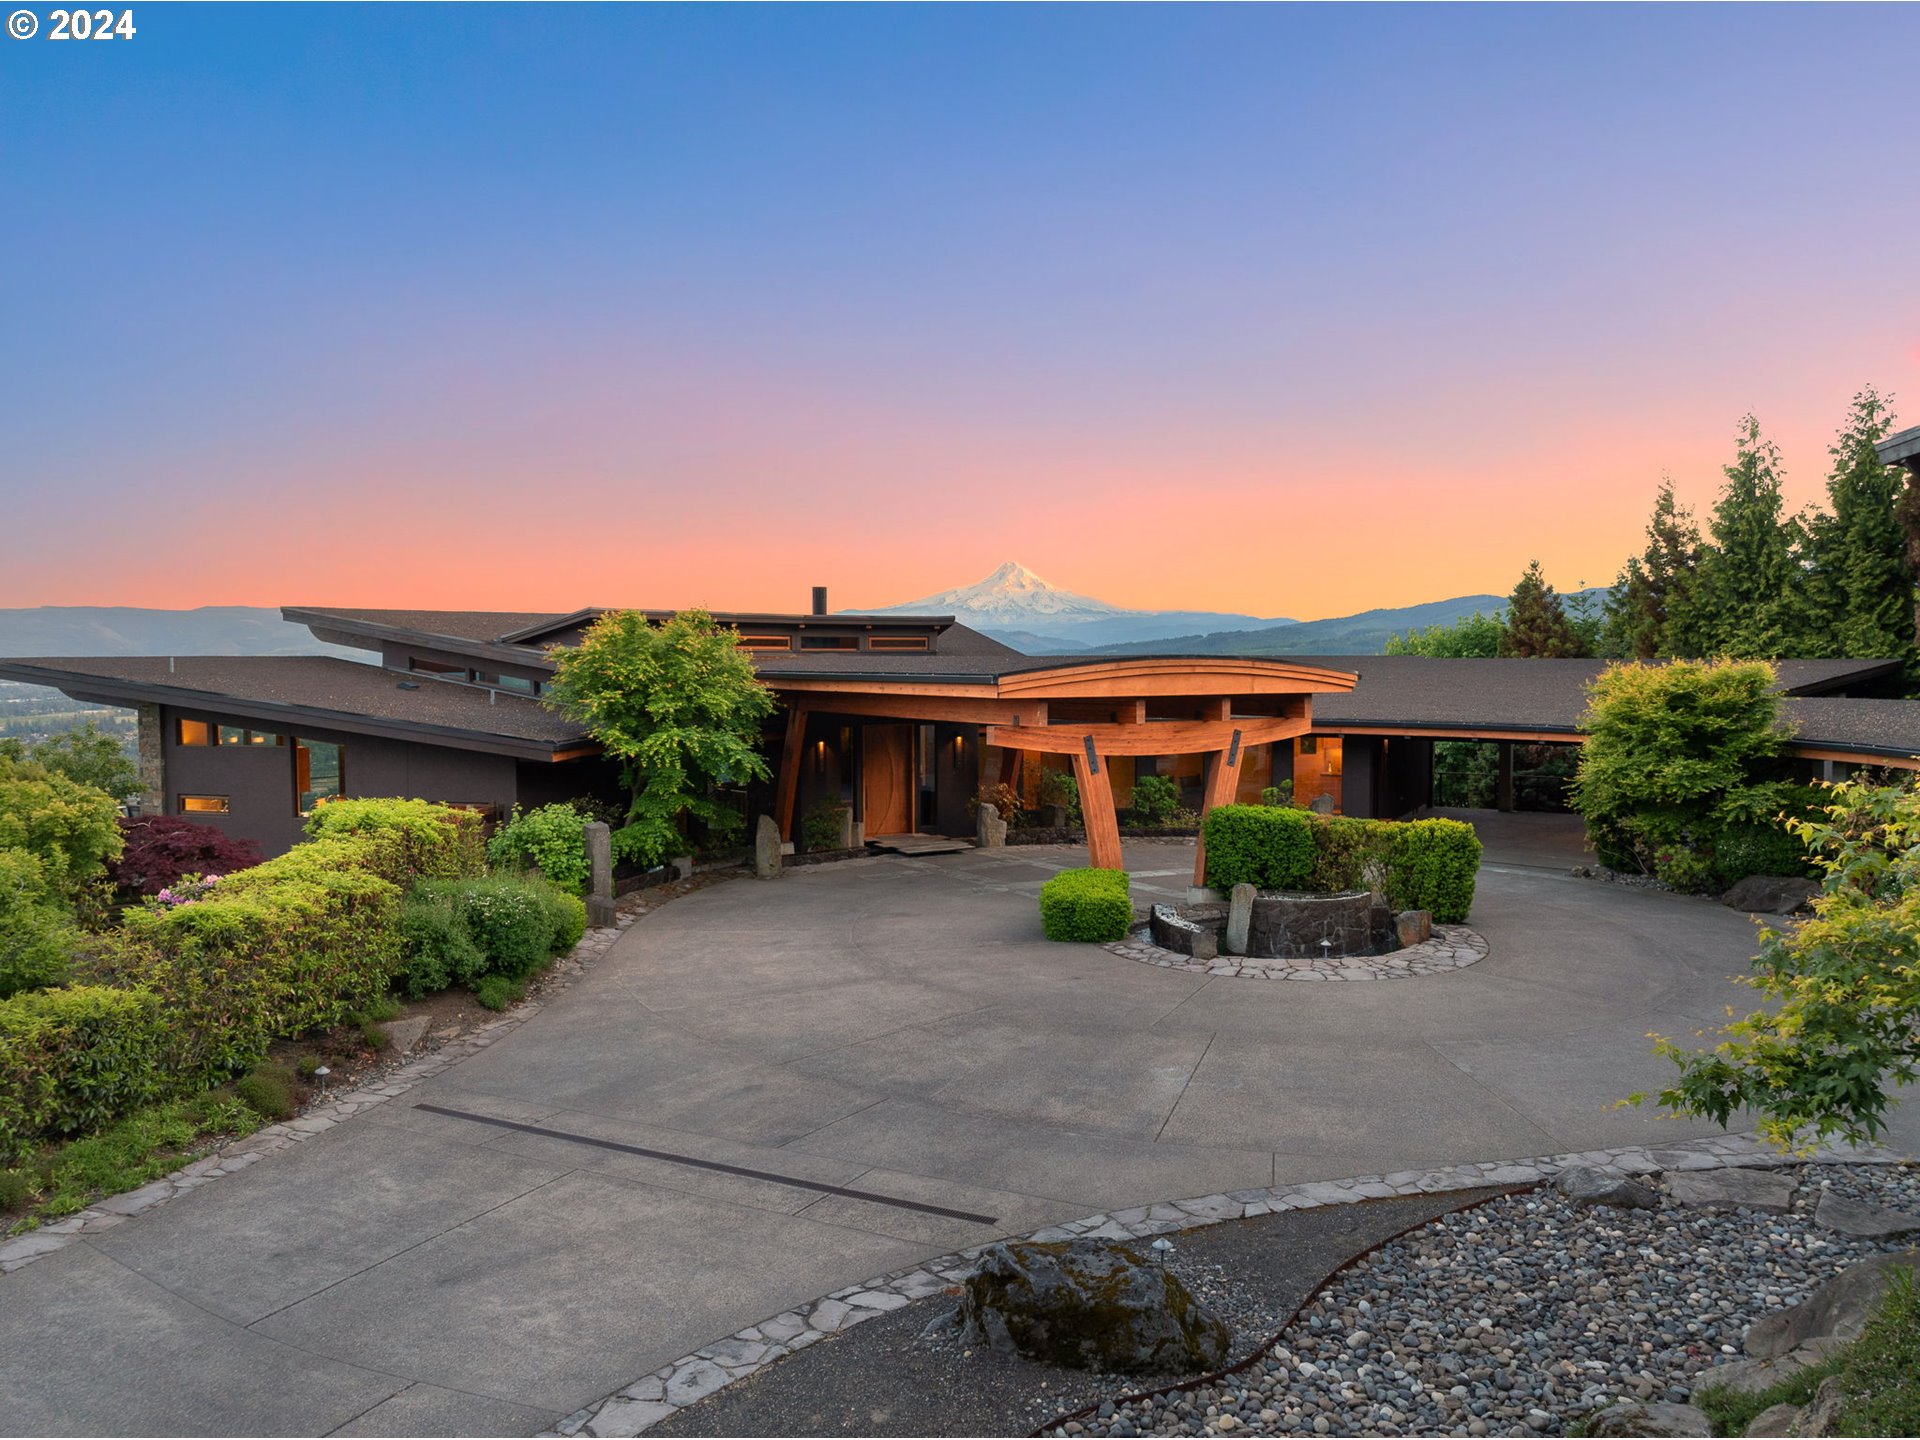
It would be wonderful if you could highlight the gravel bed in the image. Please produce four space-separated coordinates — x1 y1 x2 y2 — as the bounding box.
1049 1161 1919 1440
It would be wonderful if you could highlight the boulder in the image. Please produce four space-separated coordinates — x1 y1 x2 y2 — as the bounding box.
1721 875 1819 915
752 815 782 880
1667 1167 1797 1214
1555 1165 1660 1211
1394 909 1433 948
954 1239 1230 1375
1583 1401 1713 1437
1308 794 1335 815
1744 1403 1805 1437
1699 1338 1844 1398
1796 1375 1848 1437
1744 1252 1920 1360
976 802 1008 849
1813 1189 1920 1239
1225 884 1255 956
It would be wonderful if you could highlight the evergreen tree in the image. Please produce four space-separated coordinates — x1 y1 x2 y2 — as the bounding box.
1804 387 1911 668
1690 415 1801 657
1497 560 1584 658
1604 478 1703 658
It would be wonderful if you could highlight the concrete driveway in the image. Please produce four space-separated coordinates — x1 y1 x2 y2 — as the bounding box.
0 842 1876 1436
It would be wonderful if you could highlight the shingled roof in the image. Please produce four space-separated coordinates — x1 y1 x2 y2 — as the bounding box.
0 657 592 759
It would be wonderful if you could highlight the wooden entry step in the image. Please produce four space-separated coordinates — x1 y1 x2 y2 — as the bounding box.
866 835 976 857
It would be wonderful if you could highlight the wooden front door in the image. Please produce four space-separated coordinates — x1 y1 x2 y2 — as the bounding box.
862 725 914 836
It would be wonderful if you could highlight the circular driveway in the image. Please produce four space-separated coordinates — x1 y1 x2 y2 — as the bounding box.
0 842 1778 1439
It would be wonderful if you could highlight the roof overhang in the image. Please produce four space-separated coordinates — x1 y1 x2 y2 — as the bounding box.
1875 424 1920 469
499 608 963 646
0 660 596 763
281 607 558 669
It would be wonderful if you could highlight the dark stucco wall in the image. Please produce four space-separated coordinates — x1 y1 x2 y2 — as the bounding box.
159 705 569 857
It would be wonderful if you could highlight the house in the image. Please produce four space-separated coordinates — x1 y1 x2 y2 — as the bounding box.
2 591 1915 883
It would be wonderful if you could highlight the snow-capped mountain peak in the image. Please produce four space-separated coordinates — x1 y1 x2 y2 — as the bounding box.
872 561 1131 623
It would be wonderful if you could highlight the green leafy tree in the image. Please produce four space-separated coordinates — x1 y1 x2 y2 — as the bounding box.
1802 387 1912 671
6 722 140 802
1643 774 1920 1146
0 847 76 996
1497 560 1585 658
1384 612 1504 657
1570 659 1793 875
1689 416 1803 657
0 750 123 904
1605 479 1703 659
544 609 776 865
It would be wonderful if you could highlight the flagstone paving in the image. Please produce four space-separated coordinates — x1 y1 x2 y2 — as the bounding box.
4 836 1917 1438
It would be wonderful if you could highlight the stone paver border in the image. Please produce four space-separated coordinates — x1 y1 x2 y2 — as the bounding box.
550 1132 1900 1439
0 917 636 1277
1103 923 1489 981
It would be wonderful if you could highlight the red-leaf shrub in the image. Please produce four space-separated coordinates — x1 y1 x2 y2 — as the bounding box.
107 816 263 896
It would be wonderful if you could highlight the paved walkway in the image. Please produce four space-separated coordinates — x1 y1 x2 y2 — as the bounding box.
1 843 1907 1436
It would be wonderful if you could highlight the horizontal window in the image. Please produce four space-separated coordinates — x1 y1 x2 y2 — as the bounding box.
217 727 283 747
410 657 471 677
178 794 230 814
473 672 539 695
798 635 859 651
737 634 793 651
867 636 929 651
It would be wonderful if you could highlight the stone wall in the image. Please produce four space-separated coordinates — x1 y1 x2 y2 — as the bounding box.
134 703 164 816
1247 891 1394 959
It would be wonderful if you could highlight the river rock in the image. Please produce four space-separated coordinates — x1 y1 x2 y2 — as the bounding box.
1667 1167 1797 1214
1394 909 1432 947
1744 1252 1920 1360
1813 1189 1920 1239
1720 875 1818 914
1583 1401 1713 1437
1555 1165 1659 1211
955 1239 1230 1375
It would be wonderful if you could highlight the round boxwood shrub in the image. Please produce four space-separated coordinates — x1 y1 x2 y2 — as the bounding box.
1039 867 1132 943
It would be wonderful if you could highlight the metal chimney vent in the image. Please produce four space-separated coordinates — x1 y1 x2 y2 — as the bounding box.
811 585 828 616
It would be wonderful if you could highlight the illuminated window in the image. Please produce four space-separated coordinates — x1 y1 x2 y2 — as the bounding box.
210 726 282 746
799 635 858 651
178 795 230 814
294 738 345 816
868 636 930 651
737 634 793 651
177 719 212 746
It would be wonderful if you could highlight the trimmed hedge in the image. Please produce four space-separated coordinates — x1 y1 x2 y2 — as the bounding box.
0 986 165 1161
1202 805 1316 890
400 874 587 997
1039 867 1133 942
303 798 488 884
1201 806 1482 924
1383 817 1481 923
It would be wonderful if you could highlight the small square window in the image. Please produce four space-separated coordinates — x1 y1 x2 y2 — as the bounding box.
178 795 230 814
177 719 212 746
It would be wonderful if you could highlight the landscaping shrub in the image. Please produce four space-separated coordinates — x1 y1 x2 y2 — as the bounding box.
304 797 487 884
90 856 401 1085
800 797 850 852
0 750 123 903
1038 867 1132 942
0 848 76 998
1202 805 1316 891
1259 781 1295 808
410 873 580 989
396 887 486 995
1129 775 1180 826
1713 821 1817 883
1307 816 1394 893
1384 818 1482 923
0 985 166 1160
473 974 525 1011
486 802 591 893
106 816 262 897
234 1064 297 1121
1039 769 1081 824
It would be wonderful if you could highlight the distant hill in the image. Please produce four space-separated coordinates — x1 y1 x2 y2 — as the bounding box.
860 560 1293 650
0 606 359 659
1091 595 1511 657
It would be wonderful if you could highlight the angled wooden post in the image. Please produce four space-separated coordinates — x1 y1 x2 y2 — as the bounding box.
774 705 809 841
1191 728 1245 887
1070 738 1124 871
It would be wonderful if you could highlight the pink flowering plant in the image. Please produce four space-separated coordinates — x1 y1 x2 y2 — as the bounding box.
144 872 225 911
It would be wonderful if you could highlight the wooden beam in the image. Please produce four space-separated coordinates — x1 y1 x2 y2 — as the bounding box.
1191 730 1245 886
1323 725 1584 744
997 745 1021 790
998 658 1357 699
774 706 808 841
981 714 1310 757
1790 746 1920 770
765 690 1043 726
1071 741 1125 872
1201 697 1231 722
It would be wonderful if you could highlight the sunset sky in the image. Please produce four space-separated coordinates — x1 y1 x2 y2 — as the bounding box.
4 4 1917 620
